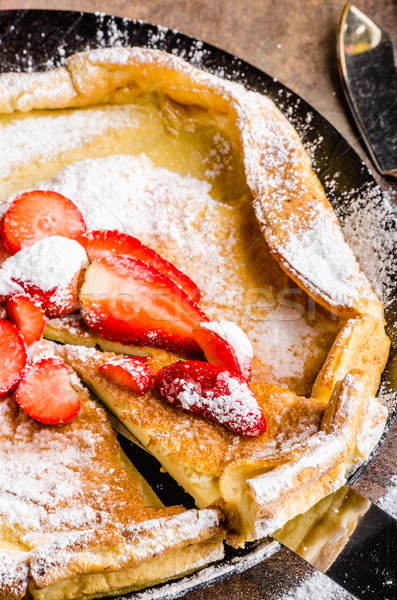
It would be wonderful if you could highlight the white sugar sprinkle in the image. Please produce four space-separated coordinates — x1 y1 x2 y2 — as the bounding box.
200 320 253 358
280 571 347 600
13 154 328 383
379 474 397 519
0 105 148 180
175 371 261 429
0 236 88 295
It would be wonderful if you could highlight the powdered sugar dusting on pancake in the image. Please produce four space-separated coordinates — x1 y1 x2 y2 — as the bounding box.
21 154 329 383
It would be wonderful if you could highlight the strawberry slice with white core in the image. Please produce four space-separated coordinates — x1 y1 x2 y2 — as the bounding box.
0 318 28 397
3 190 86 254
98 356 153 393
0 236 88 317
79 255 208 355
154 360 266 436
79 230 201 303
6 294 46 345
193 320 253 379
15 358 81 425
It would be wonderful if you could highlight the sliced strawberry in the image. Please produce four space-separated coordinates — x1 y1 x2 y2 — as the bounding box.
0 237 11 266
193 320 253 379
79 256 208 355
16 277 80 318
0 318 28 397
79 230 200 303
15 358 81 425
98 356 153 393
154 360 266 436
0 237 88 317
3 190 86 254
0 218 11 265
6 294 46 345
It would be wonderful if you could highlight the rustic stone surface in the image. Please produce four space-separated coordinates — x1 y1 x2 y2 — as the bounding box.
1 1 396 598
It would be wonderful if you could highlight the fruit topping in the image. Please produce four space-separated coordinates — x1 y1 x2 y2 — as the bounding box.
0 236 88 317
98 356 153 393
193 320 253 379
0 220 11 266
154 360 266 436
6 294 46 346
15 357 81 425
2 190 86 254
79 229 200 303
79 255 208 354
0 318 28 397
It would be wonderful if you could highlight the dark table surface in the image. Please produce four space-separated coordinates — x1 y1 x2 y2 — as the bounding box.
1 1 397 598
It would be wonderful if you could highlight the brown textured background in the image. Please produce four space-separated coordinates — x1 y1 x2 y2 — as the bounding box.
1 1 397 598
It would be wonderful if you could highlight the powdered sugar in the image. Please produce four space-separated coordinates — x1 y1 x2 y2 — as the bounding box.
279 201 371 308
0 550 30 599
0 236 88 296
279 571 347 600
0 68 76 112
0 396 110 547
336 184 397 311
200 320 253 358
29 154 214 240
29 507 221 587
379 474 397 520
0 104 151 181
21 154 330 384
174 370 263 433
104 356 148 376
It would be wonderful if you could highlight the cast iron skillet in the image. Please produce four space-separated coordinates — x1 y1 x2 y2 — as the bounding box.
0 9 396 600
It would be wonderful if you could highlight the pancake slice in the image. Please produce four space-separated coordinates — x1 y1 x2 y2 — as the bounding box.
0 342 224 600
57 343 387 547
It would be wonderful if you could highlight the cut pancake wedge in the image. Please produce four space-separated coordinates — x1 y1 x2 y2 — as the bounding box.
0 342 224 600
58 343 387 547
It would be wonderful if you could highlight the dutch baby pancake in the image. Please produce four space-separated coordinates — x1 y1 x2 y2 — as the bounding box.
0 43 391 598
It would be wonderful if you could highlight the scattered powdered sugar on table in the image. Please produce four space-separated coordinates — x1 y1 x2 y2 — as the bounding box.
336 183 397 311
280 571 348 600
379 474 397 520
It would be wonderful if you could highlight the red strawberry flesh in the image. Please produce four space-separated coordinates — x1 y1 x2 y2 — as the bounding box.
79 255 208 354
193 321 253 379
0 318 28 397
0 236 88 317
0 219 11 266
3 190 86 254
79 229 200 303
15 357 81 425
6 294 46 345
98 356 153 393
154 360 266 436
